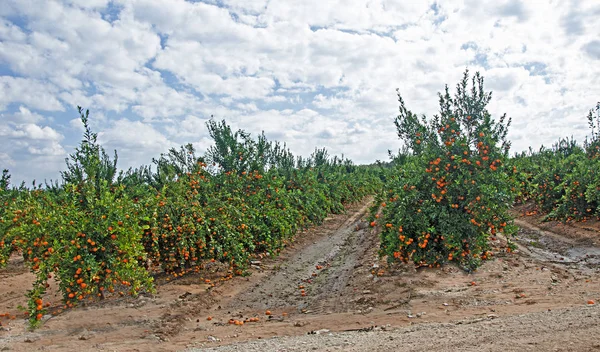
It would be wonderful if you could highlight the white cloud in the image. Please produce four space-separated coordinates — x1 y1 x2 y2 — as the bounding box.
0 0 600 183
98 119 172 149
5 106 44 124
164 115 207 139
0 123 64 149
0 19 27 42
0 111 67 183
0 152 14 167
97 118 176 170
0 76 63 111
64 0 110 9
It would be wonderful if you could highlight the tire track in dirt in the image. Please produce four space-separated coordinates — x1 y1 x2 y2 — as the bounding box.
223 199 376 314
307 221 378 314
514 218 600 268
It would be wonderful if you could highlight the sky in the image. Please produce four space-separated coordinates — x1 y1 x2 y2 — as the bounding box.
0 0 599 185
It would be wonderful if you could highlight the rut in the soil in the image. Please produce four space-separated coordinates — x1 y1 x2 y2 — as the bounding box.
514 219 600 268
225 201 377 314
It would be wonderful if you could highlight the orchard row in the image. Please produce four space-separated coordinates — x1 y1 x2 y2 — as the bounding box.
0 112 381 327
511 104 600 222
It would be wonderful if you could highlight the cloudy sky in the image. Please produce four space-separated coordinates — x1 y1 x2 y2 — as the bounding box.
1 0 599 184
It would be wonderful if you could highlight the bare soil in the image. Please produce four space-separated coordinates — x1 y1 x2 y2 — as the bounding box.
1 199 600 352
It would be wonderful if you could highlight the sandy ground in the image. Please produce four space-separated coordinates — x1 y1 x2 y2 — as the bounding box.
194 305 600 352
1 200 600 351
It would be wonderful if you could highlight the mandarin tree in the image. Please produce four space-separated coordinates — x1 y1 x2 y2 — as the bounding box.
510 102 600 222
373 70 517 271
2 107 153 327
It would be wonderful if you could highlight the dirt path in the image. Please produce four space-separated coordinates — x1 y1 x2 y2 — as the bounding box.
221 199 375 315
2 200 600 351
193 305 600 352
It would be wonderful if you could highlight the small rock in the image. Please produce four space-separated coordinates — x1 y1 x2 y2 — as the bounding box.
78 329 94 340
24 335 40 343
310 329 330 335
293 321 308 327
179 292 192 300
144 334 161 341
362 290 372 294
250 260 262 265
207 336 220 342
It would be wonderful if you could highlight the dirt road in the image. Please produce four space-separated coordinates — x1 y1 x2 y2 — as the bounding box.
220 198 377 315
1 199 600 351
194 305 600 352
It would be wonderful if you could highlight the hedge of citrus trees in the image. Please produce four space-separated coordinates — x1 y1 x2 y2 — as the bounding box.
511 102 600 222
0 108 380 327
370 70 518 271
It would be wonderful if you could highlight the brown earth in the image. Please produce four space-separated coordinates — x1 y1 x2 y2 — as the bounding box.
1 199 600 351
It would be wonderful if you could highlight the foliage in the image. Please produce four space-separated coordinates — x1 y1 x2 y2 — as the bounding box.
0 111 380 328
144 121 381 276
510 103 600 222
371 70 517 271
1 107 155 327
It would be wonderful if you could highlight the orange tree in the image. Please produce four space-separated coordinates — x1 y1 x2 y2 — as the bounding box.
0 170 18 267
137 121 381 277
584 103 600 217
513 139 582 213
553 103 600 221
509 103 600 221
0 108 153 327
372 70 518 271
